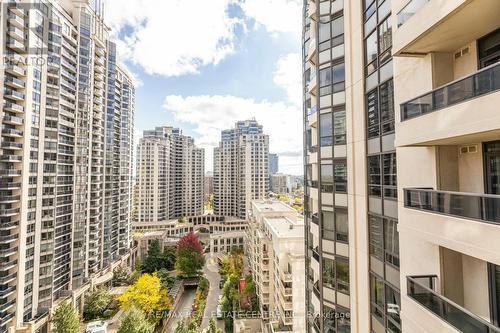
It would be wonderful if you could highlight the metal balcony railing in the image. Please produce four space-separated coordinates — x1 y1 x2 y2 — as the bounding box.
401 61 500 121
407 275 500 333
404 188 500 224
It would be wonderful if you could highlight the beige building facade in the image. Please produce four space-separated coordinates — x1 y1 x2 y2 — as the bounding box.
246 200 306 333
304 0 500 332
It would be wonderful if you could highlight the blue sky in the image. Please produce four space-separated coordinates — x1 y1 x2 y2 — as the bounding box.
105 0 303 175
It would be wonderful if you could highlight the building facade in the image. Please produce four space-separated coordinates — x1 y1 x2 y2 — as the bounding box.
394 2 500 333
0 0 135 331
303 0 500 333
246 200 306 333
269 153 279 175
204 171 213 204
135 126 204 222
213 119 269 219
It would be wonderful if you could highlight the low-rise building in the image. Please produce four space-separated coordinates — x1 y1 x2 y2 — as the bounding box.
246 200 306 333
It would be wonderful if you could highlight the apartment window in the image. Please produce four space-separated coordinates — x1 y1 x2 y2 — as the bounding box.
368 155 381 196
367 89 379 138
386 284 402 330
365 31 378 75
321 164 334 192
369 215 384 260
322 211 335 241
324 305 336 333
333 110 346 145
336 258 349 294
383 153 397 199
333 161 347 193
323 258 335 289
320 113 333 146
335 210 348 243
384 218 399 267
371 274 385 322
380 80 395 134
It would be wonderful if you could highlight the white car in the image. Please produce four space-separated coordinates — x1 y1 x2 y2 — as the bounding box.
86 321 108 333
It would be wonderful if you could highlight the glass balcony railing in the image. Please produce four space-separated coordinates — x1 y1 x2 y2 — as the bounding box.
407 275 500 333
397 0 429 27
404 188 500 224
401 61 500 121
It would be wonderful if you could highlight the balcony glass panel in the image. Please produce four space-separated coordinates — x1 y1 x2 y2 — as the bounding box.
407 275 500 333
404 188 500 223
401 62 500 121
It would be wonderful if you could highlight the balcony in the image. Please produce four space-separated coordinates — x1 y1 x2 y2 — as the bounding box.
0 169 21 177
307 38 317 65
6 38 24 52
5 64 25 77
4 89 25 101
8 14 24 30
404 188 500 224
1 128 23 137
4 76 25 89
0 208 20 217
3 102 23 114
0 195 20 204
397 62 500 146
407 275 500 333
0 155 22 163
2 115 23 126
307 0 317 21
394 0 500 56
7 27 24 42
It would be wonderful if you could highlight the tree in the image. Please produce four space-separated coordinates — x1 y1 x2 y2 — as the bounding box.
141 239 163 273
156 269 176 290
118 273 171 325
162 246 176 271
118 307 154 333
208 318 223 333
175 232 205 278
84 287 113 320
52 301 80 333
113 265 131 286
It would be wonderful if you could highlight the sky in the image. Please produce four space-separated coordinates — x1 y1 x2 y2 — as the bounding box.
104 0 303 175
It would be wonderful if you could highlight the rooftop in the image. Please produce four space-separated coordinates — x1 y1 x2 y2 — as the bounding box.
252 200 296 213
264 216 304 239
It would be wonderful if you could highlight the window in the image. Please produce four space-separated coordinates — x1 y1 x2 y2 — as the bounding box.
324 305 336 333
368 155 381 196
386 284 401 328
332 63 345 92
335 210 348 243
336 259 349 294
333 110 346 145
322 211 335 241
367 89 379 138
383 153 397 199
384 218 400 267
371 274 385 322
365 31 378 72
380 80 395 134
321 164 334 192
319 21 331 43
331 16 344 47
333 161 347 193
369 215 383 260
323 258 335 289
378 17 392 63
320 113 333 146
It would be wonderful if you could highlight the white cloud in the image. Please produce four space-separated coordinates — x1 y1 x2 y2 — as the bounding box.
238 0 302 35
273 53 302 106
163 95 303 175
105 0 243 77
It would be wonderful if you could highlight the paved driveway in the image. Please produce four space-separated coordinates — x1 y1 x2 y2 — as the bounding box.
200 254 224 330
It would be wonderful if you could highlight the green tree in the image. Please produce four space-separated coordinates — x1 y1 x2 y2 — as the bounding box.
208 318 223 333
162 246 176 271
113 265 131 286
141 239 163 273
117 307 154 333
52 301 80 333
156 269 176 290
175 232 205 278
84 288 113 320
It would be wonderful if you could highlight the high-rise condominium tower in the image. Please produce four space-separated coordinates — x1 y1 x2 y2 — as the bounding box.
0 0 134 330
303 0 500 332
213 120 269 219
135 126 204 222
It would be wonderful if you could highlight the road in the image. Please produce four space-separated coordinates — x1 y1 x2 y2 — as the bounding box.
200 254 224 331
163 288 196 333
